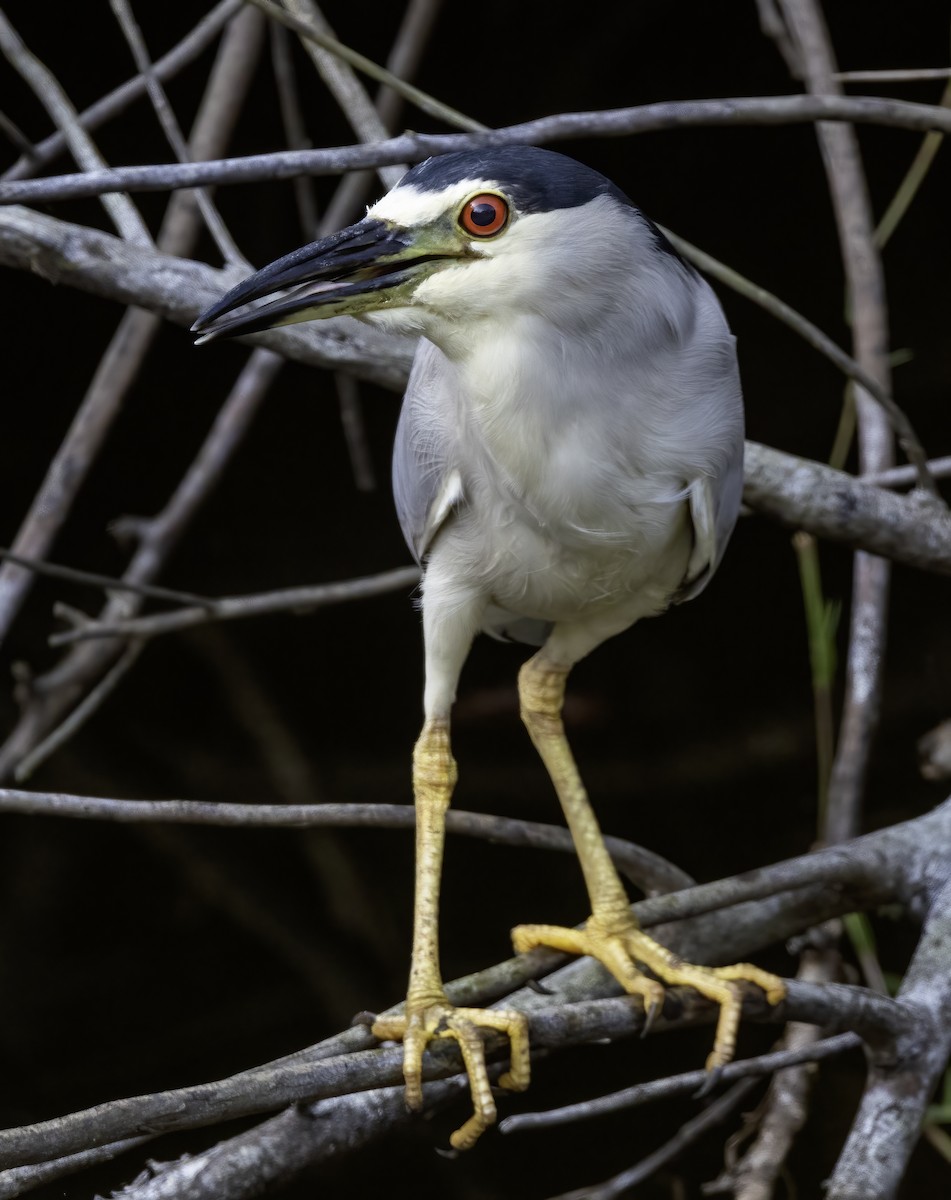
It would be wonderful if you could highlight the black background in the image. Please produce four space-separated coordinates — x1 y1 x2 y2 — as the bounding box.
1 2 949 1196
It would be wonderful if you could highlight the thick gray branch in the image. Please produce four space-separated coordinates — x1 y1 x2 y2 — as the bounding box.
2 797 949 1179
826 880 951 1199
741 445 951 574
0 205 412 388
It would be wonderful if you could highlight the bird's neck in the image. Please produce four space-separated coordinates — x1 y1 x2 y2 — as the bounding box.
447 316 651 527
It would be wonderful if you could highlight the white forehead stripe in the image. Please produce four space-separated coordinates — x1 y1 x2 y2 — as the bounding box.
369 179 501 227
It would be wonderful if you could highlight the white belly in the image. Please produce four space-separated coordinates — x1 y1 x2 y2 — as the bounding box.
433 487 693 628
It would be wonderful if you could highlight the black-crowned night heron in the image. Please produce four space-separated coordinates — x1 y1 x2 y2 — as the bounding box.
194 146 784 1149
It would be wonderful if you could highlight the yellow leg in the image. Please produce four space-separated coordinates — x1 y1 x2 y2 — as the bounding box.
512 654 785 1069
372 720 530 1150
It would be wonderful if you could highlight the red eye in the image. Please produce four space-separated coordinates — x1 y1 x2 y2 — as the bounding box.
459 193 509 237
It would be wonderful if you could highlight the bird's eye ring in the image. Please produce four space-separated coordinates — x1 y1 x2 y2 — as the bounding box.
459 193 509 238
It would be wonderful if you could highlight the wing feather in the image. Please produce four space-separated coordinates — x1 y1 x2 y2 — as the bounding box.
392 339 464 563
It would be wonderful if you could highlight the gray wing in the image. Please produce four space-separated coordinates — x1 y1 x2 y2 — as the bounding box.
678 421 744 603
676 297 745 602
392 338 465 564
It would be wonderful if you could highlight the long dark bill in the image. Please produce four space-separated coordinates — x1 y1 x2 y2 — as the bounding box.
192 219 425 344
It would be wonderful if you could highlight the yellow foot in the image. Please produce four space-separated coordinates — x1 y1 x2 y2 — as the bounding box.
372 1000 530 1150
512 917 785 1070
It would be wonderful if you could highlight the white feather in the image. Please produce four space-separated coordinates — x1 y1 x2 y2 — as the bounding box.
380 188 743 710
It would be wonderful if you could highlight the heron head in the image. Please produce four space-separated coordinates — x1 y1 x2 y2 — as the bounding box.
192 146 677 353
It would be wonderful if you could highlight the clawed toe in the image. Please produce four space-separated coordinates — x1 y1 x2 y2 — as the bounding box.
511 916 785 1074
372 1000 530 1148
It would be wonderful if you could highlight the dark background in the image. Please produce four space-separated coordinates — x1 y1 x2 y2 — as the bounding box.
1 2 949 1196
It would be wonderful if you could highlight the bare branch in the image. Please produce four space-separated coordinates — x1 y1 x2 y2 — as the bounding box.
0 970 915 1178
4 94 951 207
48 565 420 645
8 790 948 1189
0 1136 151 1200
1 0 242 182
0 349 282 781
0 106 38 159
780 0 894 845
269 23 319 238
100 1084 460 1200
500 1032 858 1135
0 8 267 648
706 938 843 1198
0 548 213 607
108 0 246 266
825 881 951 1199
866 457 951 488
836 67 951 83
661 226 938 498
0 789 693 895
282 0 404 189
244 0 482 131
544 1079 762 1200
317 0 445 230
741 443 951 576
373 0 443 131
0 10 151 244
13 642 143 780
0 204 411 387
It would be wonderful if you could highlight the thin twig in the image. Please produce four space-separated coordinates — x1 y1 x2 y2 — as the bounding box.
334 372 376 491
374 0 443 130
0 7 266 649
661 225 937 497
109 0 245 266
1 0 242 182
0 789 692 895
874 74 951 250
244 0 483 131
282 0 406 486
1 777 922 929
0 9 151 245
835 67 951 83
500 1032 858 1135
0 547 212 606
13 643 144 781
543 1079 763 1200
282 0 404 189
48 565 421 645
864 456 951 488
0 107 38 159
0 349 281 782
318 0 444 230
269 22 320 238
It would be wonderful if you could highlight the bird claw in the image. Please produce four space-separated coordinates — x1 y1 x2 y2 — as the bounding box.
372 1000 530 1149
640 994 662 1038
511 916 785 1074
694 1063 724 1098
